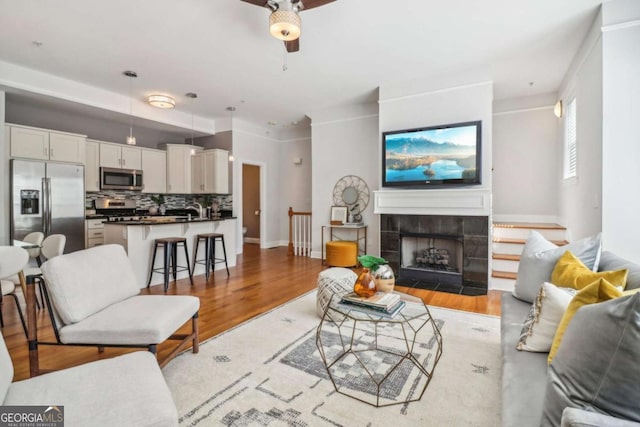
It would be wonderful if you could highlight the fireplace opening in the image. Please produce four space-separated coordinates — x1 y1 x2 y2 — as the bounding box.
400 233 463 287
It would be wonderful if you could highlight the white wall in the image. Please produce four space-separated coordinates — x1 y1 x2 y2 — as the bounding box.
232 121 282 251
492 94 559 223
279 137 312 244
601 0 640 261
377 79 493 219
557 11 603 241
309 104 379 258
378 79 493 193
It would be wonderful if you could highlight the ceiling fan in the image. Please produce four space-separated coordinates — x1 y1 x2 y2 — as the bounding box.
240 0 336 52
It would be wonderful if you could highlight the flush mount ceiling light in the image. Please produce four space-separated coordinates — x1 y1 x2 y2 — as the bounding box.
123 70 137 145
148 94 176 109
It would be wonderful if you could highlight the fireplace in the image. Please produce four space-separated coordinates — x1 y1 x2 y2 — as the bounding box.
400 233 464 286
381 214 489 295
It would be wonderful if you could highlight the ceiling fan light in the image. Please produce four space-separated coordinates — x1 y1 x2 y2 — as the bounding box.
269 10 301 41
148 94 176 109
126 135 136 145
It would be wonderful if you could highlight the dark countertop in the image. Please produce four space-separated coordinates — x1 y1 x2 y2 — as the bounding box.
103 217 236 226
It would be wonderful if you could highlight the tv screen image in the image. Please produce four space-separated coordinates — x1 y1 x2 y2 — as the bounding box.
382 120 481 188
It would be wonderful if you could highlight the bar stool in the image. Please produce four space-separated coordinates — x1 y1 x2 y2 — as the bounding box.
147 237 193 292
192 233 229 280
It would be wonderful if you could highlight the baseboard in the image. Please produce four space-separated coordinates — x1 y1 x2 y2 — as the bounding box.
262 240 281 249
492 214 562 224
310 250 322 259
243 237 260 244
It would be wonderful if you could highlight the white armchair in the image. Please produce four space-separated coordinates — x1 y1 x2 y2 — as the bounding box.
1 331 178 426
0 247 29 335
27 244 199 374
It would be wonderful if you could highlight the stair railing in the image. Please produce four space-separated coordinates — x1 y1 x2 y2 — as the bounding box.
288 207 312 256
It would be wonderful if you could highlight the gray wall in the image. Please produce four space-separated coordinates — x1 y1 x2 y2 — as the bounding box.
6 96 191 149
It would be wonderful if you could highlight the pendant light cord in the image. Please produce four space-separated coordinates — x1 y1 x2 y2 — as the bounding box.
129 76 134 138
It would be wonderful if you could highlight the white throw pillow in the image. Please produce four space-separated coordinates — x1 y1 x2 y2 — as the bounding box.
516 282 576 352
512 231 602 303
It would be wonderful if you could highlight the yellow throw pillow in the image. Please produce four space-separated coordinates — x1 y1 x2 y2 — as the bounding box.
551 251 628 290
623 288 640 296
548 278 623 364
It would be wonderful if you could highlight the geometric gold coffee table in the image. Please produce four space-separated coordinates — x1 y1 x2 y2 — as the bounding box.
316 292 443 407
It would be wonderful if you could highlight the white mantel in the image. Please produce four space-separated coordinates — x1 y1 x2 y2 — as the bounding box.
373 189 491 217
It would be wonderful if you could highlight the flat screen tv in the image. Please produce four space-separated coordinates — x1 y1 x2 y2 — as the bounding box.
382 120 482 188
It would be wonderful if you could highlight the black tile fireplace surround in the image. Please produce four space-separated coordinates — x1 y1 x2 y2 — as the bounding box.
380 214 489 296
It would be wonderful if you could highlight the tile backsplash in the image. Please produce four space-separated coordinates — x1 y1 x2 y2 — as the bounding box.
86 191 233 211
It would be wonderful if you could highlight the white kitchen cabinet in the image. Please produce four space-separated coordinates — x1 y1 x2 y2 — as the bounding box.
10 126 49 160
191 152 205 194
208 149 229 194
99 142 141 170
165 144 202 194
49 132 86 163
85 140 100 191
141 148 166 194
191 149 229 194
85 218 105 248
8 124 86 163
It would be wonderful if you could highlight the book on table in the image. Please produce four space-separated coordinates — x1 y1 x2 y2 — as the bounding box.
338 299 406 319
340 292 401 309
339 292 405 318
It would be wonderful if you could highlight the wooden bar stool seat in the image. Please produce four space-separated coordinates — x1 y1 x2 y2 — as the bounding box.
147 237 193 292
192 233 229 280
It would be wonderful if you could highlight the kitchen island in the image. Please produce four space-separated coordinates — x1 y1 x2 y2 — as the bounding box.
103 217 236 289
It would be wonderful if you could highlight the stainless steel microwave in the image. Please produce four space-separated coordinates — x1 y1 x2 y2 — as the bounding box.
100 167 144 191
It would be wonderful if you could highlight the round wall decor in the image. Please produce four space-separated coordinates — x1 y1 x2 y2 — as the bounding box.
332 175 370 216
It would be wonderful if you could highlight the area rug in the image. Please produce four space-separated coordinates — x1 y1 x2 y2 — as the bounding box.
163 292 502 426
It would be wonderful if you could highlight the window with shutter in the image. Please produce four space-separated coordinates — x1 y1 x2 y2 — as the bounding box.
564 98 577 179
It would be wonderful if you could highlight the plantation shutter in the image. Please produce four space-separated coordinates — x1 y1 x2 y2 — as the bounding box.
564 98 577 179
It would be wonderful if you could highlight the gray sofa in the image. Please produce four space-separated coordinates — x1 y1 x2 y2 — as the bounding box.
501 251 640 427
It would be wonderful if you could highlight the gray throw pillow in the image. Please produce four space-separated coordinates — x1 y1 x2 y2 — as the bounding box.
512 231 602 303
541 292 640 427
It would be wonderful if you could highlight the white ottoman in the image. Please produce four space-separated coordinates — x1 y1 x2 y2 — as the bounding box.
316 267 358 317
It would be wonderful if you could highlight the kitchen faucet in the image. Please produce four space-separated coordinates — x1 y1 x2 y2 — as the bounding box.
186 202 203 219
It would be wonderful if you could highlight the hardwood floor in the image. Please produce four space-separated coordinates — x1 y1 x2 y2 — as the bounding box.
2 244 502 381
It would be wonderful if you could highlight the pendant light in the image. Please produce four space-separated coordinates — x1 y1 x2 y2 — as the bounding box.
123 70 138 145
186 92 198 155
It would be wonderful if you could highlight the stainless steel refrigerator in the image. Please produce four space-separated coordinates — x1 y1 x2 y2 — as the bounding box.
11 159 85 253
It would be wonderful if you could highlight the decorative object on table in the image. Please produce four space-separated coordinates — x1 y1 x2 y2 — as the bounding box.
353 268 376 297
372 263 395 293
150 194 165 215
330 205 347 225
332 175 370 223
358 255 395 293
202 195 213 218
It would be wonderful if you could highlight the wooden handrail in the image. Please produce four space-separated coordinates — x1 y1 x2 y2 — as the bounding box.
288 207 312 256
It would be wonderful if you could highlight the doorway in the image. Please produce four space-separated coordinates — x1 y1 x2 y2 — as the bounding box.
242 164 261 244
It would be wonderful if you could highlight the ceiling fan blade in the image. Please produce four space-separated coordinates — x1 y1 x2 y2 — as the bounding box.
239 0 269 7
300 0 336 10
285 38 300 53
